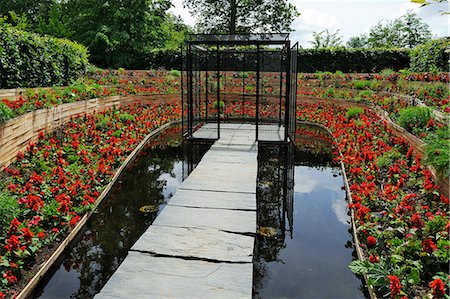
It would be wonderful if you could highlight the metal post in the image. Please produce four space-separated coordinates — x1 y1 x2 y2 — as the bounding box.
256 43 260 141
181 44 184 136
278 50 283 127
205 49 209 123
284 42 291 142
188 43 194 138
216 44 220 139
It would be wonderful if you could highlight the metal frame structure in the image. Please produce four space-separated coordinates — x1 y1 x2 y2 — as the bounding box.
182 34 298 143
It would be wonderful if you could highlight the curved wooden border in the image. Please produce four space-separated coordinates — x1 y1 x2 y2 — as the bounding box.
298 120 378 299
16 120 181 299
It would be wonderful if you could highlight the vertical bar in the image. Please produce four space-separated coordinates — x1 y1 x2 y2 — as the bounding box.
188 43 194 138
284 42 291 142
216 44 220 139
256 43 260 141
278 49 283 126
181 44 184 136
205 49 209 123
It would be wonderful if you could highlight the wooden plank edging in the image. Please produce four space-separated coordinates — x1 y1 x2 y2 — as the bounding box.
16 120 180 299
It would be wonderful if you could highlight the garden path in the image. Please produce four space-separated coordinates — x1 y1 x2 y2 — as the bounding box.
95 124 285 298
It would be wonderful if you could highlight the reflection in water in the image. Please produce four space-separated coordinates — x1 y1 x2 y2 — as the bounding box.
253 126 366 299
32 128 211 299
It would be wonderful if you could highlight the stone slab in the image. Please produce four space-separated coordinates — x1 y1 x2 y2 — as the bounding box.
95 252 252 299
132 225 253 262
168 189 256 210
153 205 256 234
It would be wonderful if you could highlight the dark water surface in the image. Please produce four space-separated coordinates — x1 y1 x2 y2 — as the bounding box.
31 129 211 299
253 141 366 298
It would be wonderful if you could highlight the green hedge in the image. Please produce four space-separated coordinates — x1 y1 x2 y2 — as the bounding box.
297 48 411 73
0 25 89 88
409 38 449 72
145 47 411 73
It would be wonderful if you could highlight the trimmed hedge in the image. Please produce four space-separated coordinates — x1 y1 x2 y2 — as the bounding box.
0 25 89 88
297 48 411 73
146 47 411 73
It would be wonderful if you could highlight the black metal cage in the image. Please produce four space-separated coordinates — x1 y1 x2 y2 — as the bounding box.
182 34 298 143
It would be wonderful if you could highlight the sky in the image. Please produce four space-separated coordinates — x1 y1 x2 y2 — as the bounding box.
170 0 449 48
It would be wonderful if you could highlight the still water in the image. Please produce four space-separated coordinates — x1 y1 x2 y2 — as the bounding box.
253 130 366 298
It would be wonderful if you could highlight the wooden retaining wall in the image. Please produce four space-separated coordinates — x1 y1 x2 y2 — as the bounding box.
0 94 179 168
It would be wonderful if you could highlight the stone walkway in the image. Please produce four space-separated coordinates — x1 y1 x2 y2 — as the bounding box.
96 124 283 298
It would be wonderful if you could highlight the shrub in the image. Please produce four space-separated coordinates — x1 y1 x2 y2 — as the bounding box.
376 148 402 169
425 128 450 177
0 24 89 88
0 102 16 123
169 69 181 77
346 107 364 119
396 107 432 133
409 38 449 72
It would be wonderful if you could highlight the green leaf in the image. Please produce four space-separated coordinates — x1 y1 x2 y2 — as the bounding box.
348 260 371 275
407 267 421 285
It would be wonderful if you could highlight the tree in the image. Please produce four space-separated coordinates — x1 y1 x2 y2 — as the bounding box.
346 35 368 48
183 0 299 34
64 0 173 68
398 10 432 48
309 29 343 49
349 11 432 48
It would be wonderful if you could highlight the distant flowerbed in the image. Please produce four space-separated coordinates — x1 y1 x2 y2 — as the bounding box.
0 76 180 124
0 100 180 298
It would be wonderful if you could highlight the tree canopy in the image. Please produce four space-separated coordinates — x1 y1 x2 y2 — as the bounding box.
183 0 299 34
347 11 432 48
0 0 190 68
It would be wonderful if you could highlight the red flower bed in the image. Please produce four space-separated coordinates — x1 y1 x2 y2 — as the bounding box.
0 100 181 297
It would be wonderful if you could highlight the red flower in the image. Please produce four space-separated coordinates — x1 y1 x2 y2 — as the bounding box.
0 291 4 299
3 270 18 285
9 218 21 232
429 278 446 298
387 275 402 298
70 216 81 227
369 254 380 263
422 238 438 254
37 231 46 239
367 236 377 247
4 235 21 252
21 227 34 242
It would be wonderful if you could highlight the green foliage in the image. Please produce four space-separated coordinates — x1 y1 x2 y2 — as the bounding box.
396 107 432 133
0 193 20 233
309 29 343 49
169 69 181 77
184 0 299 34
425 128 450 177
297 48 410 73
0 102 16 123
348 11 432 49
345 107 364 119
0 24 88 88
376 148 402 169
409 38 449 72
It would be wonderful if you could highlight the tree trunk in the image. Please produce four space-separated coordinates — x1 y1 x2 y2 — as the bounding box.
229 0 237 34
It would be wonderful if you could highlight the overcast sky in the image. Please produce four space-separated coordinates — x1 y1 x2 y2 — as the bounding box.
170 0 449 48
